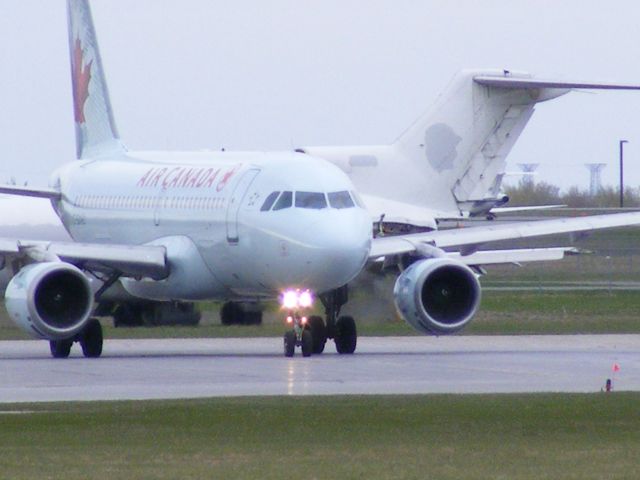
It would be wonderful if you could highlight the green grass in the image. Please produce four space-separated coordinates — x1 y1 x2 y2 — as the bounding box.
467 290 640 335
1 394 639 479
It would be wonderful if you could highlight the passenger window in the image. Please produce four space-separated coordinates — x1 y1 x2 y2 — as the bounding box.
261 191 281 211
273 191 293 211
295 191 327 209
328 191 355 209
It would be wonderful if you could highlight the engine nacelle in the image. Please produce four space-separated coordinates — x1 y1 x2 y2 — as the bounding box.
5 262 94 340
393 258 481 335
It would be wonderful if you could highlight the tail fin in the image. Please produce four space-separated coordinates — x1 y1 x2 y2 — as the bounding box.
67 0 124 159
393 69 544 212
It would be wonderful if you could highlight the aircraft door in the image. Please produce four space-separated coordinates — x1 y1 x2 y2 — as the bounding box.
226 168 260 244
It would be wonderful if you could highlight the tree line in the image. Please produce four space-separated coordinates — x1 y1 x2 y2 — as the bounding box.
504 181 640 208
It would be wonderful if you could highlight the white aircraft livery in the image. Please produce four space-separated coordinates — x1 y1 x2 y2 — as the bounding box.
2 0 640 359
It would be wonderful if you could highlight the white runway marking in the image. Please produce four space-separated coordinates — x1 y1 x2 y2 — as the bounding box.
0 335 638 403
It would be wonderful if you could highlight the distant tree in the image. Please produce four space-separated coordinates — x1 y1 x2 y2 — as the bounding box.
504 181 560 206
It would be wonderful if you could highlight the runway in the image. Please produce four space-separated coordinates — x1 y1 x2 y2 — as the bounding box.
0 335 639 403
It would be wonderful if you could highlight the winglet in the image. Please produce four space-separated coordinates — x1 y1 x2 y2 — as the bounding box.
67 0 125 159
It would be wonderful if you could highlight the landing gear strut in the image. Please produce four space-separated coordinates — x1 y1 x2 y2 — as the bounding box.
49 318 104 359
320 285 357 355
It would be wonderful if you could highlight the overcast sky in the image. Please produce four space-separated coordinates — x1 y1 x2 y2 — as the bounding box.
2 0 640 222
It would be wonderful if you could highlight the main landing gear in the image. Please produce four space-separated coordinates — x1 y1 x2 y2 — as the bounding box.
49 318 104 359
281 285 357 358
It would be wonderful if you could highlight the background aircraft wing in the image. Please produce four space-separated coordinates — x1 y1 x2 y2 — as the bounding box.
0 239 167 279
370 211 640 259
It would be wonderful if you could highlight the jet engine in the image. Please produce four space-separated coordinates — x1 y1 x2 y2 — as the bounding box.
393 258 481 335
5 262 94 340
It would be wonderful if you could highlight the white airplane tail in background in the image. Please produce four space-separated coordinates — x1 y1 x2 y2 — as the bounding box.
68 0 124 159
302 70 640 224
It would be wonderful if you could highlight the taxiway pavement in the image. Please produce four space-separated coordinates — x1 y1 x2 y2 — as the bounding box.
0 335 638 403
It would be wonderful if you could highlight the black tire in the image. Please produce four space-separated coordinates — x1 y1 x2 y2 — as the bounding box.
113 304 144 328
284 330 296 357
307 315 327 354
49 340 72 359
243 311 263 326
80 318 103 358
335 315 357 354
301 329 313 357
221 302 242 325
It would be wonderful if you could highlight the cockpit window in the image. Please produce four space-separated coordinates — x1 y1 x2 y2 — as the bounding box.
260 191 280 211
295 191 327 209
350 190 366 209
328 191 355 209
272 191 293 211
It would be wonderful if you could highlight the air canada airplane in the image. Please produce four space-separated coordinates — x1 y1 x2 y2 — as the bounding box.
2 0 640 359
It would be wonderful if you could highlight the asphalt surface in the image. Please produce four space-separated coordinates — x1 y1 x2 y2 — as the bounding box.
0 335 638 403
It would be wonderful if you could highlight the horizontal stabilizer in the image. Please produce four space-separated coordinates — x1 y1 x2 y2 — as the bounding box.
474 76 640 91
491 204 566 214
0 185 61 200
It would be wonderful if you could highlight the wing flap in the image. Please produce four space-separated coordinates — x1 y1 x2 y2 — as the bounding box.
447 247 576 266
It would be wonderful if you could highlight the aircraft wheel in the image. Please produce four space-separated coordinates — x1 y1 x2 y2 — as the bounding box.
284 330 296 357
335 315 357 354
301 329 313 358
221 302 242 325
49 339 73 359
307 315 326 354
80 318 103 358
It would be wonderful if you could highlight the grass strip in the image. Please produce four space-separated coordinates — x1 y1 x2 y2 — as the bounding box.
0 394 638 479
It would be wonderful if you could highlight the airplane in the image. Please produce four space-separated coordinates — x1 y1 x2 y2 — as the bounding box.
3 0 640 359
300 70 640 229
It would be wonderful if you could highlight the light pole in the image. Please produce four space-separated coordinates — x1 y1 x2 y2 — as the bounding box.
620 140 628 208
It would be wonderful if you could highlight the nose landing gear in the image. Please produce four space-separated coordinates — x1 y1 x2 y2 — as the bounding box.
281 285 357 357
283 313 313 357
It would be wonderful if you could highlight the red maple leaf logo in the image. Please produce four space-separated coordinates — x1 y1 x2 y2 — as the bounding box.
72 38 92 124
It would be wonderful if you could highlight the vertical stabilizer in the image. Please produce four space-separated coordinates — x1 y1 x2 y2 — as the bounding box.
67 0 124 159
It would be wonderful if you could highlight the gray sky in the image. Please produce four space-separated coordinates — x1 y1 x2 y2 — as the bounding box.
2 0 640 197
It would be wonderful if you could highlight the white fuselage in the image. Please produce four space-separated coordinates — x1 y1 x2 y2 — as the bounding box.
50 151 372 302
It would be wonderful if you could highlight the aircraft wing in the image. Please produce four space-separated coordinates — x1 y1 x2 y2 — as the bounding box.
0 239 167 279
370 211 640 259
0 185 62 200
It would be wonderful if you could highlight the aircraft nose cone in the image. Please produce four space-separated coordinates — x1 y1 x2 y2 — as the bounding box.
309 210 372 290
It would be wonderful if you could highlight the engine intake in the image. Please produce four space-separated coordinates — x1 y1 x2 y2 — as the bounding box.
5 262 94 340
393 258 481 335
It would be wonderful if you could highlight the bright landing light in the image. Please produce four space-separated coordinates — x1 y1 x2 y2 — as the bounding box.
280 289 314 310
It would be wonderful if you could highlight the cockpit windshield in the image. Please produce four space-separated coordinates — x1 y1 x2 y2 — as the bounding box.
328 191 355 209
261 190 360 211
295 191 327 209
272 191 293 211
260 191 280 211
